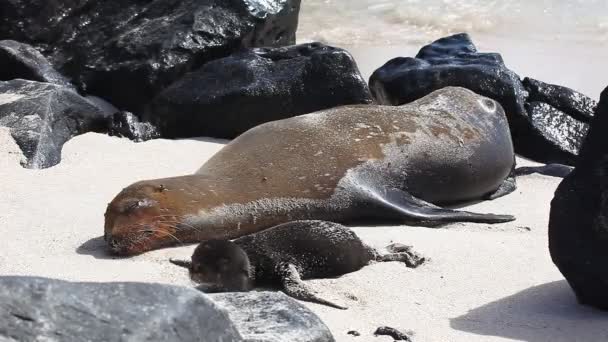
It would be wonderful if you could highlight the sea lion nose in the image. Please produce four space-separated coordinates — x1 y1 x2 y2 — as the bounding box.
108 237 119 249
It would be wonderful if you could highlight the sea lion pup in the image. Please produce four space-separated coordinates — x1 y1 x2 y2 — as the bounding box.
105 87 516 255
170 220 426 310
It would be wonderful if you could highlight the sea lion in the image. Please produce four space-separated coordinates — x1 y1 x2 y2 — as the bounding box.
104 86 516 255
169 220 426 309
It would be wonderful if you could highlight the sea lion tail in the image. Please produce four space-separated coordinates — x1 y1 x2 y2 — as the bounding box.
169 258 192 269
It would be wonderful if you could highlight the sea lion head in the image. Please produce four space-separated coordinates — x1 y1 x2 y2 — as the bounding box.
104 178 197 256
186 240 251 291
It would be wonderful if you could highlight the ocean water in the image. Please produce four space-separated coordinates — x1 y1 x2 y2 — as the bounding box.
297 0 608 98
298 0 608 45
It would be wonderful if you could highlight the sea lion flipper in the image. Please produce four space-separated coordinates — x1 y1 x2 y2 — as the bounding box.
195 284 229 294
375 188 515 224
169 258 192 269
484 174 517 200
514 164 573 178
379 249 426 268
278 263 347 310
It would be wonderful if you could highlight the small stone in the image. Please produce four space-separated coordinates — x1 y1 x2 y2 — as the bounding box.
373 326 413 341
347 330 360 336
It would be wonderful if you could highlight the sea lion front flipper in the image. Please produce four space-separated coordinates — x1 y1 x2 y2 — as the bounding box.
372 187 515 224
195 284 229 294
278 263 347 310
169 258 192 269
484 174 517 200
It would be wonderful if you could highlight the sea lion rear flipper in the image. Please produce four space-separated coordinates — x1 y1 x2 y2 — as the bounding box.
373 187 515 224
379 243 426 268
514 163 573 178
278 263 347 310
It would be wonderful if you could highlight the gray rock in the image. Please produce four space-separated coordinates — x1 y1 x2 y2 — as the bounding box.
0 80 111 168
0 276 243 342
210 292 335 342
0 40 72 87
145 42 373 139
0 0 301 112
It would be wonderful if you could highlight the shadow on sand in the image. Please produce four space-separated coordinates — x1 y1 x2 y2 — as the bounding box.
451 280 608 341
76 236 118 260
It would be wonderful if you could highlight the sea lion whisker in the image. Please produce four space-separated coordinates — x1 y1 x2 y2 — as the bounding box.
154 219 202 232
136 228 184 244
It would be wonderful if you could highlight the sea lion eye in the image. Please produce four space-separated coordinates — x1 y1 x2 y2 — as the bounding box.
121 199 156 213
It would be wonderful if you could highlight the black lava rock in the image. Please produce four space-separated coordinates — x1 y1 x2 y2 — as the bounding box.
0 276 243 342
549 85 608 310
0 80 111 168
210 292 335 342
369 33 594 165
524 101 589 160
369 33 527 117
373 326 413 341
0 0 301 112
107 111 160 142
145 42 373 139
521 78 596 164
524 77 596 123
0 40 72 87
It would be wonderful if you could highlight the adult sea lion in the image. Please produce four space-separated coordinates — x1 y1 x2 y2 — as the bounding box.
104 87 516 255
169 220 425 309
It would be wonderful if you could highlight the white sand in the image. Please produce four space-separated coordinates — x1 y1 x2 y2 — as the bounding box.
1 126 607 341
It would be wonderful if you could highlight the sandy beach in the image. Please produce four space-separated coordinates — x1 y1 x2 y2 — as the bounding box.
2 122 607 341
2 0 608 340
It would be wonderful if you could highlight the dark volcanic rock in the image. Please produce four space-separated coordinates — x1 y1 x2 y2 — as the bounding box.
525 101 589 160
0 80 110 168
524 77 597 123
369 33 527 117
108 111 160 142
373 326 413 341
145 42 373 139
549 85 608 310
0 276 242 341
0 0 301 112
0 40 71 87
210 292 335 342
369 33 593 165
522 78 596 164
